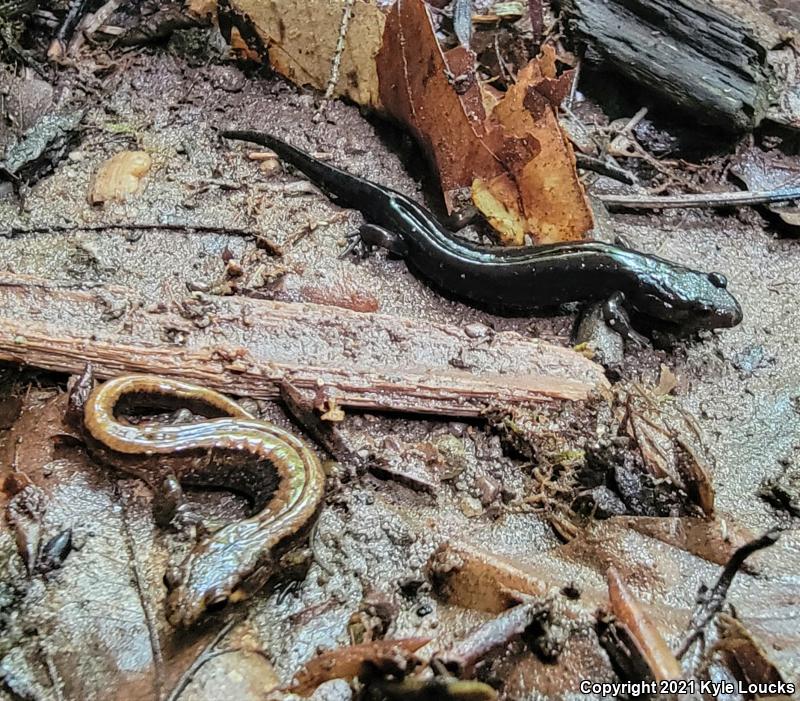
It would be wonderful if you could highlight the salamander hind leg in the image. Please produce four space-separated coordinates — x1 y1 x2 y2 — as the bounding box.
339 223 408 259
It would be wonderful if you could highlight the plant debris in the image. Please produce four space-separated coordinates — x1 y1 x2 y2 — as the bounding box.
0 111 83 185
88 150 153 204
284 637 430 696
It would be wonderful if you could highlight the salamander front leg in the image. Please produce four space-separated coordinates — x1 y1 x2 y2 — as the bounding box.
339 223 408 259
152 473 209 537
602 291 649 347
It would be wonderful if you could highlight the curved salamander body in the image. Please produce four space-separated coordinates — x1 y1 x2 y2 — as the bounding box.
221 129 742 335
80 375 325 627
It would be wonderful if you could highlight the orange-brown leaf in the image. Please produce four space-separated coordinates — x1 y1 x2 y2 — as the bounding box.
376 0 592 245
607 567 682 682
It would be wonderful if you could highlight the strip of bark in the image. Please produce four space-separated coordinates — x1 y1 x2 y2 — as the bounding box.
432 599 550 677
0 274 607 418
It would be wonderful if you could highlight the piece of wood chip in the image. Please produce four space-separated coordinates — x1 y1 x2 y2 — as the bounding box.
88 151 152 204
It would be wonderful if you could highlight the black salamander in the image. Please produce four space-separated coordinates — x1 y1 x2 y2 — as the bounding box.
221 130 742 340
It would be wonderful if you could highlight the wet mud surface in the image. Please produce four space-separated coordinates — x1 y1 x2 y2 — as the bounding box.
0 53 798 700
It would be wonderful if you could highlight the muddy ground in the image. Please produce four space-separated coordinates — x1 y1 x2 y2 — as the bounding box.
0 43 798 701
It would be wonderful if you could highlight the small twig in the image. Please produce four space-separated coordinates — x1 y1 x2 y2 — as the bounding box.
617 107 649 141
2 222 282 256
565 55 581 110
323 0 355 100
599 187 800 211
494 33 515 85
67 0 125 55
675 529 780 660
432 598 549 677
165 619 237 701
453 0 473 49
60 0 89 39
41 644 65 701
575 153 636 185
528 0 543 46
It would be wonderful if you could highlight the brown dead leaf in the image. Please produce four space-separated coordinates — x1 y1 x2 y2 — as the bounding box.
606 567 682 682
377 4 503 208
284 637 430 697
610 516 755 567
227 0 592 245
89 151 152 204
482 46 593 243
619 383 716 516
377 1 592 244
713 613 786 688
226 0 386 108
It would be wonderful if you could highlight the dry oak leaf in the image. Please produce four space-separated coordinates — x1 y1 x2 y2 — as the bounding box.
376 0 592 244
88 151 152 204
476 45 593 244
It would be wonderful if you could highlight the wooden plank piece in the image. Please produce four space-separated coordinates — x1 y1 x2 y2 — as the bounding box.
0 274 608 417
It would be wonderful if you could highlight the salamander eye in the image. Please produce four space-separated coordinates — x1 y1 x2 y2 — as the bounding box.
205 595 229 613
708 272 727 288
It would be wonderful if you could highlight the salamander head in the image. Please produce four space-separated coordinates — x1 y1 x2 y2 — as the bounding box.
164 522 267 627
629 266 743 332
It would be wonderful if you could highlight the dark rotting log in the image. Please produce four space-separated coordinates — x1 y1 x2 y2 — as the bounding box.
558 0 779 131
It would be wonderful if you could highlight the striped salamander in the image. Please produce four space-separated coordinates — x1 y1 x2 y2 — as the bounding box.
221 129 742 341
71 373 325 627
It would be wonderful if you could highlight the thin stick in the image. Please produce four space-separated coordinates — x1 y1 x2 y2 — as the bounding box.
67 0 125 55
528 0 543 46
675 529 780 659
165 619 236 701
575 153 636 185
565 55 581 110
2 222 282 255
323 0 355 100
48 0 89 59
599 187 800 211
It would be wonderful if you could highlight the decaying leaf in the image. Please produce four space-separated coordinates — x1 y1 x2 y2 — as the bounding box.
610 516 755 566
284 637 430 697
426 541 600 614
4 472 45 576
88 151 152 204
710 613 786 688
225 0 386 108
377 1 592 244
617 383 715 516
606 567 682 682
475 47 593 244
